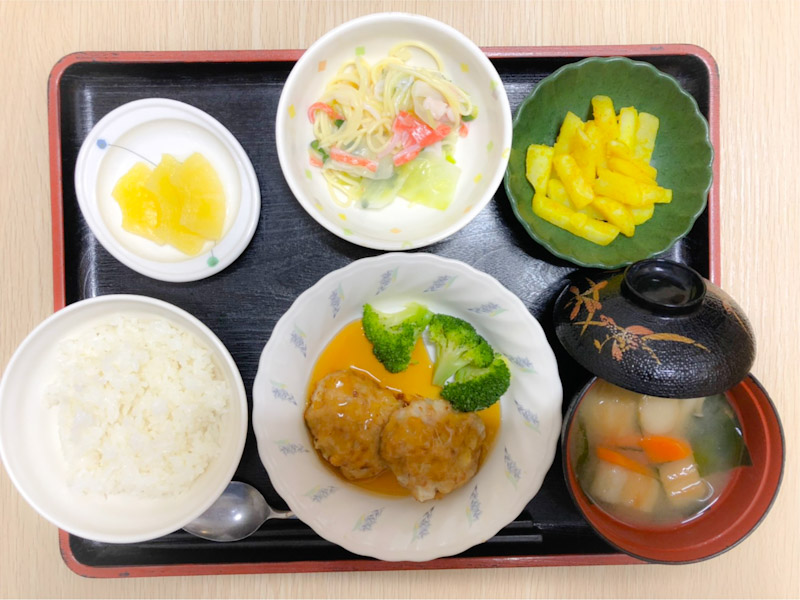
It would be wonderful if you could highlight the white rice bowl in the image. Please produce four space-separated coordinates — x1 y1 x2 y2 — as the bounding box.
253 253 562 561
0 295 247 543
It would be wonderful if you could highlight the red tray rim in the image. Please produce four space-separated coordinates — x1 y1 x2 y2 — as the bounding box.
47 43 720 578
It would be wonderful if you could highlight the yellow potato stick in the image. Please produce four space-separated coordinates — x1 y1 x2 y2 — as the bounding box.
592 95 619 140
554 154 595 208
584 122 608 170
541 99 666 246
608 157 657 184
547 178 573 208
525 144 555 192
630 202 655 225
634 112 660 162
640 183 673 204
568 211 621 246
592 196 636 237
572 130 598 182
533 192 619 246
532 191 572 229
578 202 605 221
554 111 584 155
617 107 638 149
594 167 646 206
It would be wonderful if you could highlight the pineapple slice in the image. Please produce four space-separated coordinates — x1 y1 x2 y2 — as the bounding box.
145 155 207 256
111 162 164 245
171 152 226 241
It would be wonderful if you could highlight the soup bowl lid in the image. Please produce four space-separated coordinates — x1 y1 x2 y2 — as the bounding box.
552 258 755 399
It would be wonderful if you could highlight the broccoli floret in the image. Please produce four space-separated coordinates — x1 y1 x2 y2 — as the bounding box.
441 354 511 412
362 302 433 373
428 314 494 386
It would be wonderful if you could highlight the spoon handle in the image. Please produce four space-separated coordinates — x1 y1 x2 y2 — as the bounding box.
268 509 296 520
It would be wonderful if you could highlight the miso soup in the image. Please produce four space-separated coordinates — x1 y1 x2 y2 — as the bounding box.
570 379 750 526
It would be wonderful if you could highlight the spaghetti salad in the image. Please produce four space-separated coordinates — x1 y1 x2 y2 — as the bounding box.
307 41 477 210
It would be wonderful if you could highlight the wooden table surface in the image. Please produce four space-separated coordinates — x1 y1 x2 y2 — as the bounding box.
1 1 797 597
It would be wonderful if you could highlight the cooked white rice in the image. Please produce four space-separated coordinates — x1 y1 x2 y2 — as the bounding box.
46 313 230 498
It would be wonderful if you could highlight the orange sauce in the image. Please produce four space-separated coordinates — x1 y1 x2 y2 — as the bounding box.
307 319 501 497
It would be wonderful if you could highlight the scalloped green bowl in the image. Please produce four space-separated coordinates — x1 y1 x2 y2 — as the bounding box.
504 57 713 268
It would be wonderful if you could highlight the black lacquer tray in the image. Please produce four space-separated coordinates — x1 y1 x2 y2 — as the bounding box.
47 45 719 577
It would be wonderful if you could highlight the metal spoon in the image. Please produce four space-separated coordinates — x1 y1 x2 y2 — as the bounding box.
183 481 295 542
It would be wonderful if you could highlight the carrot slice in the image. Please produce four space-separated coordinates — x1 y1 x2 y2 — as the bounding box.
639 435 692 463
596 446 652 477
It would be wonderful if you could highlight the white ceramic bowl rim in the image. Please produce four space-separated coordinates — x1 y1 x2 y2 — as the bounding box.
0 295 248 543
252 252 563 561
73 98 261 282
276 12 512 250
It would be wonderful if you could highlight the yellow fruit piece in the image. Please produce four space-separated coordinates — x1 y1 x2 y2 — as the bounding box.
145 155 207 256
553 154 595 208
634 112 660 162
554 111 584 155
592 95 619 141
572 130 598 182
592 196 636 237
525 144 554 193
112 162 165 245
630 202 655 225
617 106 638 149
171 152 226 240
593 167 646 206
640 183 673 204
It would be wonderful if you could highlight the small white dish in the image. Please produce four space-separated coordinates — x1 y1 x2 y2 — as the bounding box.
0 295 248 543
252 253 562 561
276 13 512 250
74 98 260 282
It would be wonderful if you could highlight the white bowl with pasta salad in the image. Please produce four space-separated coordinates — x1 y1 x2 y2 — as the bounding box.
276 13 512 250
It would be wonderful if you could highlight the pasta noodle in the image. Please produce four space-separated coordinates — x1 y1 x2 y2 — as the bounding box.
307 41 476 209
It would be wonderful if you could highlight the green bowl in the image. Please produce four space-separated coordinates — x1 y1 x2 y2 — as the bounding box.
504 57 713 268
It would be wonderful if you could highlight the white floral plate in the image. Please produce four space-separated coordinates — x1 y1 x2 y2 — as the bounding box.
275 13 512 250
252 253 562 561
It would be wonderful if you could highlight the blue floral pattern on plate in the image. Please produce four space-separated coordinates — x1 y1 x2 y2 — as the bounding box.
514 398 540 432
276 439 309 455
466 485 482 525
468 302 507 317
271 381 297 406
504 446 522 488
412 507 435 541
354 508 384 532
424 275 456 293
304 485 338 503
